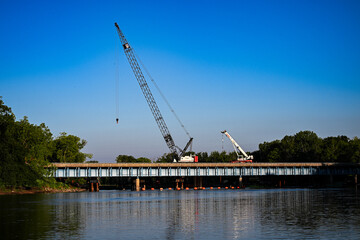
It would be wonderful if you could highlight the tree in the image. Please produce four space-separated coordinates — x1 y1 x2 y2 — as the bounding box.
12 117 54 185
137 157 152 163
51 132 92 163
228 151 239 162
196 152 209 162
268 148 281 162
281 135 295 161
0 97 93 189
155 153 174 163
208 151 233 162
259 140 281 162
116 155 136 163
0 98 54 187
115 155 151 163
0 97 19 187
293 131 321 162
350 137 360 163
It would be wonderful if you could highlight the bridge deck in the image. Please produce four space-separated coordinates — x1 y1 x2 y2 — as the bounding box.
50 162 360 178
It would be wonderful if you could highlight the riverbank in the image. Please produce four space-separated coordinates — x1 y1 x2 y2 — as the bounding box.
0 186 87 195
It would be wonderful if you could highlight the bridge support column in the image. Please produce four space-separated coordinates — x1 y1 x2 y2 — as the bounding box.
194 177 203 188
176 178 184 189
355 174 358 185
329 175 334 185
135 177 140 192
278 178 285 188
89 180 99 192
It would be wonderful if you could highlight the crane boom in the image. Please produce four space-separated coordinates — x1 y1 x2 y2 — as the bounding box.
221 130 253 162
115 23 178 157
115 23 193 161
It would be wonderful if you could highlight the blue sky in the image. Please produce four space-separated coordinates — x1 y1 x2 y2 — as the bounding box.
1 0 360 162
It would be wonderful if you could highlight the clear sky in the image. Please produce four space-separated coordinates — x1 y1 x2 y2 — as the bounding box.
1 0 360 162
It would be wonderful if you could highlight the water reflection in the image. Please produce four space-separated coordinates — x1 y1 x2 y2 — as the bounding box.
1 189 359 239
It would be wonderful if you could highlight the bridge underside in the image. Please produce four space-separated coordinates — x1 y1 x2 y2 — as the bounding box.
51 163 360 178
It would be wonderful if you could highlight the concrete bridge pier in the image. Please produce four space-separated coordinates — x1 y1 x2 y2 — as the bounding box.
355 174 358 185
135 177 140 191
277 178 286 188
175 178 184 189
89 179 99 192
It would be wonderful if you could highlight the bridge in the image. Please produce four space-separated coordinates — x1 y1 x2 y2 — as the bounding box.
51 162 360 191
52 162 360 178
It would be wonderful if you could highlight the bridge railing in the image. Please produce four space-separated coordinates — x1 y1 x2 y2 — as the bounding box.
49 163 360 178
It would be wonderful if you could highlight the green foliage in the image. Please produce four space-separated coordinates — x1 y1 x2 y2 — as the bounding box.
196 152 209 162
118 130 360 164
116 155 136 163
0 97 92 189
155 153 175 163
137 157 152 163
51 132 92 163
257 131 360 162
0 98 53 188
64 178 87 187
116 155 152 163
350 137 360 163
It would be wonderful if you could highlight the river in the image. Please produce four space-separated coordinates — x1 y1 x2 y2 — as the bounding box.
1 188 360 239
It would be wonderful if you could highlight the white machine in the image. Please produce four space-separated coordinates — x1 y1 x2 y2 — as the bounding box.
221 130 253 163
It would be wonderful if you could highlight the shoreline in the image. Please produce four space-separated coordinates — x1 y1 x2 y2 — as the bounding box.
0 187 87 195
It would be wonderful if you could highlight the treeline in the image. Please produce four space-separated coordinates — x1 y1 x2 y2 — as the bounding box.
254 131 360 163
116 155 151 163
0 97 92 189
116 151 240 163
117 131 360 163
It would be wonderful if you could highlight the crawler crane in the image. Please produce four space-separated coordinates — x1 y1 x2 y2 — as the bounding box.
221 130 253 163
115 23 195 162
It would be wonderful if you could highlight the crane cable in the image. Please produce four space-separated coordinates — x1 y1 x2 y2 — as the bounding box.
115 34 120 124
222 133 224 151
133 50 192 139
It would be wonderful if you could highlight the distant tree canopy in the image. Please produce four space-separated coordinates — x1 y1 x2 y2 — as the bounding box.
115 155 151 163
0 97 92 189
154 131 360 163
155 153 177 163
86 160 99 163
50 132 92 163
255 131 360 163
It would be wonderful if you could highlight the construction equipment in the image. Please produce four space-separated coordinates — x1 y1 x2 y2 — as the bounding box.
114 23 194 162
221 130 253 163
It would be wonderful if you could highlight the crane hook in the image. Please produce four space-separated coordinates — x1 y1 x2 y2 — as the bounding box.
116 118 119 124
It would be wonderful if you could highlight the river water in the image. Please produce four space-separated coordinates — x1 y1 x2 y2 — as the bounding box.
1 188 360 239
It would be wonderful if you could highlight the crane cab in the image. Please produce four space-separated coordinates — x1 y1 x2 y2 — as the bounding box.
178 155 198 163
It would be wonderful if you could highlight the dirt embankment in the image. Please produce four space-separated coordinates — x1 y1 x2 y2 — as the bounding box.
0 187 87 195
